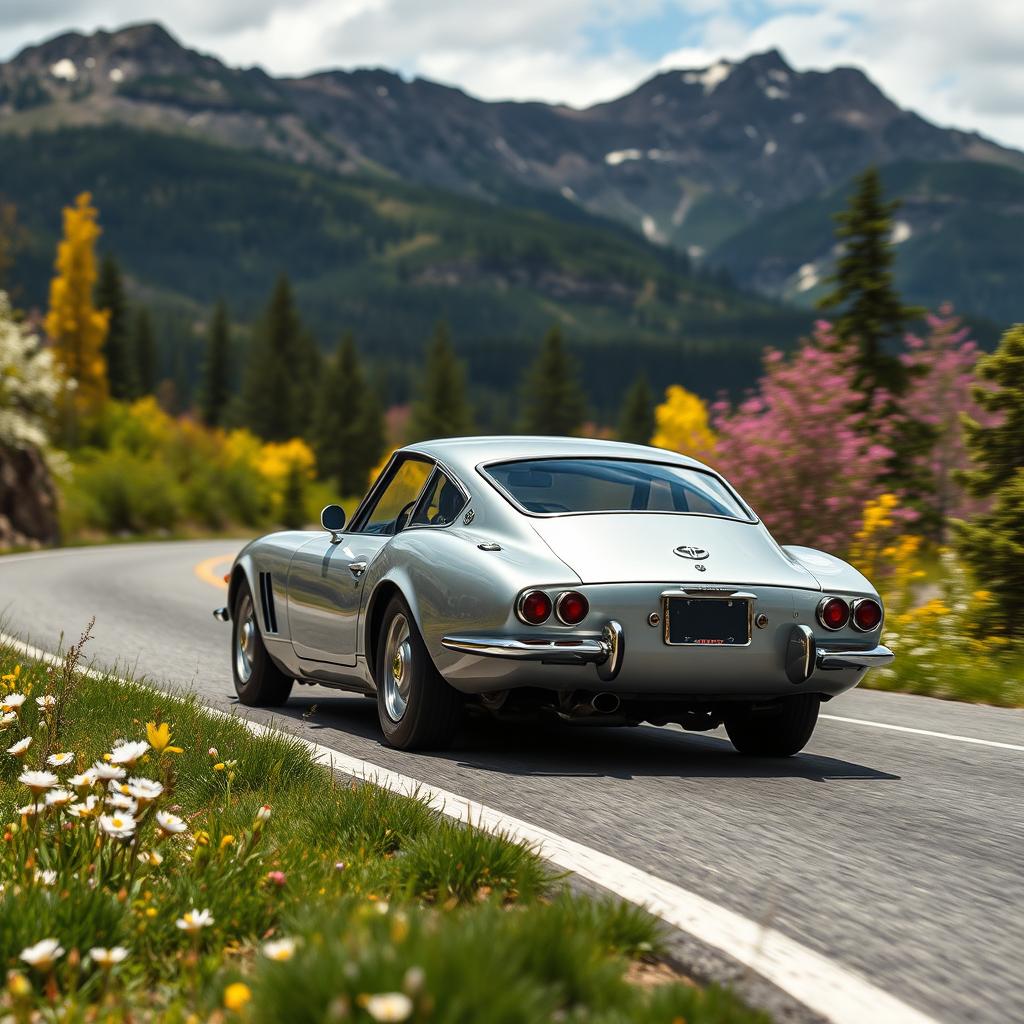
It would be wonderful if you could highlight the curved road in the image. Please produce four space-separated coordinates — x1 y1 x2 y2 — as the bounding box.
1 541 1022 1024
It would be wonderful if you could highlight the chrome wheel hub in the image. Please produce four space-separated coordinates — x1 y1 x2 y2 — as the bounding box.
235 597 257 684
383 613 412 722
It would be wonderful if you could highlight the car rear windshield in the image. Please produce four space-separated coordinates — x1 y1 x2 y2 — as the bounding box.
484 458 753 520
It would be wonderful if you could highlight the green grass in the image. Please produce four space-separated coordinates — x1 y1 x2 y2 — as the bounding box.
0 632 769 1022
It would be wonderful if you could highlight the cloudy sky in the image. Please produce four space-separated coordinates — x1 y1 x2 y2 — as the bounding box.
2 0 1023 148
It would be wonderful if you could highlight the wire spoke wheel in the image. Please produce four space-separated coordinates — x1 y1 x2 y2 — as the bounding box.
383 612 413 722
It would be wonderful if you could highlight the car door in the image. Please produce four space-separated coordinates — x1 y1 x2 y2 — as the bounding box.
286 455 433 665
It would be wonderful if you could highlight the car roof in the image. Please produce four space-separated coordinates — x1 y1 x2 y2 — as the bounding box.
403 436 712 479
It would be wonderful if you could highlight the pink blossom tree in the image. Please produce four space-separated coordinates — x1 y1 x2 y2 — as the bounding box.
899 304 989 538
711 322 894 555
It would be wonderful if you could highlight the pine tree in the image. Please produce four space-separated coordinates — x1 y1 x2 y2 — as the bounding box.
954 325 1024 631
313 334 386 495
409 321 473 441
132 308 157 396
818 167 919 396
95 254 136 401
45 192 110 437
241 274 314 440
521 325 587 436
200 300 231 427
617 374 655 444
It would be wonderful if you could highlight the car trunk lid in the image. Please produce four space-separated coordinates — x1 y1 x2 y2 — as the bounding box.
531 514 819 589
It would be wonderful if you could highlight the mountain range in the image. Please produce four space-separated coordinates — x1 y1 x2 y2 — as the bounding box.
1 21 1021 412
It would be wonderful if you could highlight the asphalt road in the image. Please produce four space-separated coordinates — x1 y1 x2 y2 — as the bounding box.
1 540 1022 1024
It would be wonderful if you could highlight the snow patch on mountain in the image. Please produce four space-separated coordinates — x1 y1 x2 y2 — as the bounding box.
682 61 732 95
50 58 77 81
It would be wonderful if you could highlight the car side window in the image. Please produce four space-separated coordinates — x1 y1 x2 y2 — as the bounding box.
355 457 433 535
411 469 466 527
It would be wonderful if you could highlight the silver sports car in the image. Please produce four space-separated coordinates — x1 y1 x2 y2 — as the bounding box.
215 436 893 755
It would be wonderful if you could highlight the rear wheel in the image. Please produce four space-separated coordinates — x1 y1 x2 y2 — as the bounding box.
232 584 293 707
724 694 820 757
376 594 462 750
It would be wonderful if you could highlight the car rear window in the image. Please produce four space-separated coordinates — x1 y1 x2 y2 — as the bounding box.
484 458 753 520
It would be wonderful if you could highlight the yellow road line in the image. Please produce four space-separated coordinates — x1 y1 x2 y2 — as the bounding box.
194 554 234 590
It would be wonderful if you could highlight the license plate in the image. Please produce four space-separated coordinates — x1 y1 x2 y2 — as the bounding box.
663 597 751 646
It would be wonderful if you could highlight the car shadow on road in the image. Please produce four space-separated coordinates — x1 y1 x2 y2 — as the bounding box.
260 693 900 784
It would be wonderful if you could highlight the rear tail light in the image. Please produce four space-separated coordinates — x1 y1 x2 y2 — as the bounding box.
555 591 589 625
817 596 850 631
852 598 883 632
517 590 552 625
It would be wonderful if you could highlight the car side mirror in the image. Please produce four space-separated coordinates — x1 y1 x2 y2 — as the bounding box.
321 504 346 543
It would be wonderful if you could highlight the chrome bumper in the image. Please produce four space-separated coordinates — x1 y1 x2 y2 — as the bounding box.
442 621 624 681
816 645 895 671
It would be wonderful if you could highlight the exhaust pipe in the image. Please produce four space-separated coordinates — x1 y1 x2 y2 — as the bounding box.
563 690 621 717
592 691 621 714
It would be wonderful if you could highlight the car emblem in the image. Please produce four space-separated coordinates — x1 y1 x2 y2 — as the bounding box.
673 545 709 560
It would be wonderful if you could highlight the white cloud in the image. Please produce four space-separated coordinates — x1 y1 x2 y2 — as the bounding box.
1 0 1022 148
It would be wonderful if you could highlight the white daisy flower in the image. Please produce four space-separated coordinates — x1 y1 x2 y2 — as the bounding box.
0 710 17 727
89 946 128 969
35 869 58 887
127 777 163 803
92 761 126 781
256 804 272 822
7 736 32 758
36 695 57 711
363 993 414 1022
67 795 100 819
262 937 297 961
155 810 187 835
19 770 59 795
99 813 137 839
47 751 75 768
106 793 138 814
108 740 150 766
19 938 65 971
138 850 163 866
68 769 97 790
45 788 74 808
175 908 214 932
17 804 41 817
1 692 26 712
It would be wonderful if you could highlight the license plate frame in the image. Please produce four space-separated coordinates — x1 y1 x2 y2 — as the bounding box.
663 596 752 647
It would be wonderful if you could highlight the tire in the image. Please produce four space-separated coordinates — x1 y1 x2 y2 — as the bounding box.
231 583 293 707
376 594 463 750
724 694 820 757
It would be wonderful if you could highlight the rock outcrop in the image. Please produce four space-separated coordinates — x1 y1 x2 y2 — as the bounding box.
0 444 59 549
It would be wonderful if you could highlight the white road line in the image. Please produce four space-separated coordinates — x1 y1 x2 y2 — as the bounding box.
0 632 938 1024
820 714 1024 752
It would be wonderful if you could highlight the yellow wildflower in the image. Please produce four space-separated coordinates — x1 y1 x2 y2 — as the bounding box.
224 982 252 1011
146 721 183 755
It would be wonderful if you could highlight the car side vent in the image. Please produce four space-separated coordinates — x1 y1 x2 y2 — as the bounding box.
258 572 278 634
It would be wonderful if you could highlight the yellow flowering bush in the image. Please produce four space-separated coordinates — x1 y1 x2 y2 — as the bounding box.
62 398 318 536
853 495 1024 705
650 385 716 460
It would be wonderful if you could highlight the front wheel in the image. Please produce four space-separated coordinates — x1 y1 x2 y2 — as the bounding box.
376 594 462 750
724 694 820 757
232 584 293 707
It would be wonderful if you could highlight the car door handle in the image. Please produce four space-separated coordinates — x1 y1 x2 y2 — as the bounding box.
347 561 368 578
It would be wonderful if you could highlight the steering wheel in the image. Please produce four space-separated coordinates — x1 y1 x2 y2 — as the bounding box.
394 499 418 533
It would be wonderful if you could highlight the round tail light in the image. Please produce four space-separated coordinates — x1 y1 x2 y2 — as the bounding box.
817 597 850 631
852 598 883 632
555 591 589 625
517 590 552 625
